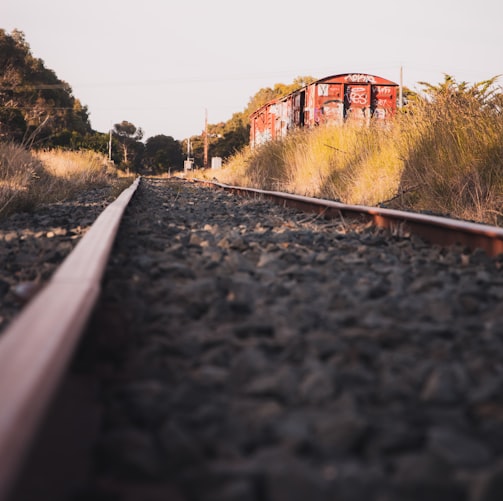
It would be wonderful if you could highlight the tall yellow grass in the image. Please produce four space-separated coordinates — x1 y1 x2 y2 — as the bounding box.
217 124 404 206
0 143 47 215
0 145 123 218
395 86 503 224
35 149 115 184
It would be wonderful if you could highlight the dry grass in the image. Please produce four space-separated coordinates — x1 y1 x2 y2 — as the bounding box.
219 124 404 206
0 143 48 215
215 78 503 226
394 84 503 225
35 149 115 184
0 144 125 218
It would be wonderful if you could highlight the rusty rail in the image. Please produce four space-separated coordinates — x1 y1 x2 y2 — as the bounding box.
192 179 503 257
0 177 140 501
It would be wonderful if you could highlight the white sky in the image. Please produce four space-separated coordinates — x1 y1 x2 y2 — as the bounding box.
3 0 502 141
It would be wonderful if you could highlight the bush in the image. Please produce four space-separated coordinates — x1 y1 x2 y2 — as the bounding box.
396 76 503 224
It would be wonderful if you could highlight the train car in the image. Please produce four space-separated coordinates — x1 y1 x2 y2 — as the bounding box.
249 98 278 148
250 73 399 148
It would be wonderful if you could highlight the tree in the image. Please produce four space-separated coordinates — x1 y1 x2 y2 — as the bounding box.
0 107 26 142
113 120 144 167
418 74 501 109
143 135 184 173
208 113 249 160
0 29 93 146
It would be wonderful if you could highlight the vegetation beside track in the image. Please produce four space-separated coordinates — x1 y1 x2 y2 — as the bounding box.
0 144 132 219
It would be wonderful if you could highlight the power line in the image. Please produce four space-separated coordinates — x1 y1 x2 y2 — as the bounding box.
0 84 71 90
0 106 79 110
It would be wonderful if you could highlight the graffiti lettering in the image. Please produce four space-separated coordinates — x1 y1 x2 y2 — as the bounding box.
347 87 367 104
318 84 329 96
375 99 391 107
374 86 391 95
345 74 376 84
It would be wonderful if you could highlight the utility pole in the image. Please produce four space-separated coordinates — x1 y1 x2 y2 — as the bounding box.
203 108 208 169
108 127 112 162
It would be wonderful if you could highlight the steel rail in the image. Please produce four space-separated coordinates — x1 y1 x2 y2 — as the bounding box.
192 179 503 257
0 177 140 501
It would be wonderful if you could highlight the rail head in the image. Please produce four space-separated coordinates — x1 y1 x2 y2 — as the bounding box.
0 177 141 501
190 178 503 257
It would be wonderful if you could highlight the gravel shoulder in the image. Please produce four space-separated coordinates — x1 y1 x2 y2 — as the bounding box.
0 186 116 333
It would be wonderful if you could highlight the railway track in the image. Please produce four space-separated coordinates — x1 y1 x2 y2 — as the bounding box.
1 176 503 501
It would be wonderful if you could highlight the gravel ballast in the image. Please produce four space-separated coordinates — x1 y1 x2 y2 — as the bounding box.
0 186 115 332
7 177 503 501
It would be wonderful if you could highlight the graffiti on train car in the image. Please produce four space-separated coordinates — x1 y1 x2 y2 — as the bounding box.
344 74 378 84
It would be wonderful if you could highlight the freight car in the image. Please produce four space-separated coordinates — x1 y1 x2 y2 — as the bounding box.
250 73 399 148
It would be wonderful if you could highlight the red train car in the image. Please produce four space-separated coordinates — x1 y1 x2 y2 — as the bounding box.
250 73 398 148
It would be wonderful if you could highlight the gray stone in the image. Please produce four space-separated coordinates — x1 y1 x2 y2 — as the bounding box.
427 427 491 467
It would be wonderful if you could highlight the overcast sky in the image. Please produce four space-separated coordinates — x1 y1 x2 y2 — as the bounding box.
3 0 502 141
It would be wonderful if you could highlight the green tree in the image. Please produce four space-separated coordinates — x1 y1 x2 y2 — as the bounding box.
209 113 249 160
113 120 144 168
143 134 184 173
0 107 26 141
0 29 93 146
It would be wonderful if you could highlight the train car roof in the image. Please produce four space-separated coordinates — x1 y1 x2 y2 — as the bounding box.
313 73 399 86
249 98 279 118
